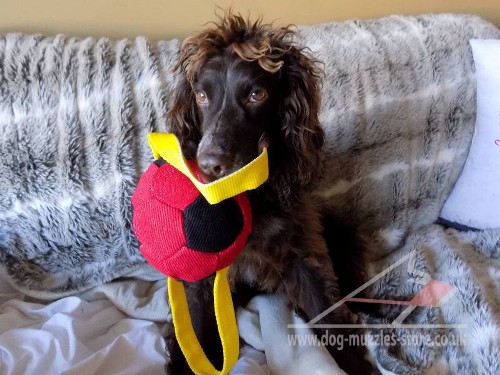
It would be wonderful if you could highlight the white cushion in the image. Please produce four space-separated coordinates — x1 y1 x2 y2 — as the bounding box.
440 39 500 230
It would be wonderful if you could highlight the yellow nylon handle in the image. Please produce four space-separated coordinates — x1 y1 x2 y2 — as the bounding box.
168 267 239 375
148 133 269 204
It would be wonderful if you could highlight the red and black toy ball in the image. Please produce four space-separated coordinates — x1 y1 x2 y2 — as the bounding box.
131 158 252 282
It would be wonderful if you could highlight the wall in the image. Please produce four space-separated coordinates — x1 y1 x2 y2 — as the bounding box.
0 0 499 41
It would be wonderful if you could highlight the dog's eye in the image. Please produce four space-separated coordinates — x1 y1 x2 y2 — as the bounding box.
194 90 208 104
249 89 268 103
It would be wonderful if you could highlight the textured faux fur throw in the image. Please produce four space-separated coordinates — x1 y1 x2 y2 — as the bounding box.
0 13 499 374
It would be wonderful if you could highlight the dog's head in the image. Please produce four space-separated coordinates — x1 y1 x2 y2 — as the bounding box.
169 12 324 203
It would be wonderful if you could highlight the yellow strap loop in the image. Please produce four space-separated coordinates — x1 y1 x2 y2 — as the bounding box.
148 133 269 204
168 268 239 375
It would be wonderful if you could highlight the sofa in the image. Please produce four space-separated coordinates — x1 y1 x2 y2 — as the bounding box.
0 13 499 374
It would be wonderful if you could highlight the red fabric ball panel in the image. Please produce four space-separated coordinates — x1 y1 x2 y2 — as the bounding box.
151 161 199 211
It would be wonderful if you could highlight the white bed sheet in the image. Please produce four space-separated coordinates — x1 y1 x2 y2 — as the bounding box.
0 267 169 375
0 265 342 375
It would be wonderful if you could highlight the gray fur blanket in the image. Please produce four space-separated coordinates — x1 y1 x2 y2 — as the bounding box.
0 13 499 374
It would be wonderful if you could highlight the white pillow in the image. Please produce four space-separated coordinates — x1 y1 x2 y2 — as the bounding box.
440 39 500 230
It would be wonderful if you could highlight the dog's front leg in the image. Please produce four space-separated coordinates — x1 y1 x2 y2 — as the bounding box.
283 243 377 374
165 275 223 375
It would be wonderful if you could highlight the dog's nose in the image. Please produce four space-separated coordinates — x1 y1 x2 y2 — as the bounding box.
197 152 233 180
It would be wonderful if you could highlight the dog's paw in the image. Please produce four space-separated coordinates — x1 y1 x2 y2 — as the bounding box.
165 359 193 375
165 330 191 375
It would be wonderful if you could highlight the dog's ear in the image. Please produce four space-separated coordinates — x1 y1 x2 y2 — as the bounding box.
168 66 200 159
278 48 324 190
